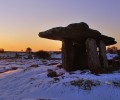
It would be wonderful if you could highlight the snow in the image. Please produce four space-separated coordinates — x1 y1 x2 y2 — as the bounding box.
106 53 119 60
51 53 61 59
0 58 120 100
0 52 27 58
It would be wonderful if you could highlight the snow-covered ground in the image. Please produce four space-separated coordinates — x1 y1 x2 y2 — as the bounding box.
0 58 120 100
106 53 119 60
51 53 61 59
51 52 119 60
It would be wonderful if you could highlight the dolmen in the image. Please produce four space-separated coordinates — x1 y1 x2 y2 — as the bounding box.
39 22 117 71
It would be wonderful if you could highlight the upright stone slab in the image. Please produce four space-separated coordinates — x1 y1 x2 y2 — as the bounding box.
79 43 88 68
39 22 117 71
86 38 101 68
73 42 88 69
62 39 74 71
99 41 108 67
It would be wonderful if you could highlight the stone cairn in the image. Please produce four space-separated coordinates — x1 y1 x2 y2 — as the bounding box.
39 22 117 71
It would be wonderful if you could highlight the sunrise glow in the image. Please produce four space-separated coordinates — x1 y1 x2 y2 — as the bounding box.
0 0 120 51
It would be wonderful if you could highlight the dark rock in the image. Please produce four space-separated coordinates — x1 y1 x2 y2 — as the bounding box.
47 69 57 77
39 22 117 46
38 22 117 71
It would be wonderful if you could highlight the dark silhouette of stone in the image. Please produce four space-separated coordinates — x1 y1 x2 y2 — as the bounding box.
62 39 74 71
86 38 101 68
39 22 116 46
73 42 88 69
38 22 117 71
99 41 108 67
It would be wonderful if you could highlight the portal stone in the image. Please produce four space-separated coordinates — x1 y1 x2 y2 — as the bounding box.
99 41 108 67
62 39 74 71
86 38 101 68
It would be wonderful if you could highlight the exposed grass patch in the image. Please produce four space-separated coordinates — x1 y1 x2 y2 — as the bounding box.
112 81 120 87
11 67 18 70
47 69 57 77
56 64 62 69
0 67 18 73
48 78 60 84
69 79 100 90
54 77 60 81
36 99 51 100
24 64 39 71
30 64 39 68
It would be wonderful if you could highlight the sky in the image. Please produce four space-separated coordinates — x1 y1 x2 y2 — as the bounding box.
0 0 120 51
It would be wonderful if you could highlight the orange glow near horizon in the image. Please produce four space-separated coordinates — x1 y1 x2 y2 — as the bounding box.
0 35 62 51
0 0 120 51
0 24 120 51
